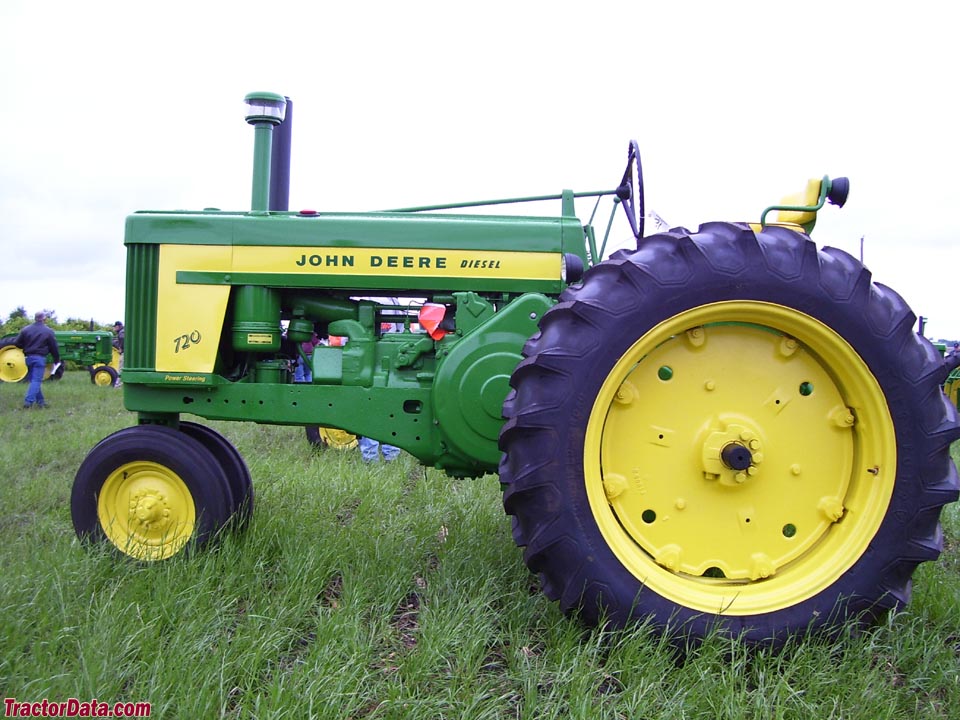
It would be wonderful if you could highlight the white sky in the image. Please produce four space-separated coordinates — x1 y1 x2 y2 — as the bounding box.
1 1 958 340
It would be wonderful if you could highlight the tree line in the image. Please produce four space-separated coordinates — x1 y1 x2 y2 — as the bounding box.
1 307 117 338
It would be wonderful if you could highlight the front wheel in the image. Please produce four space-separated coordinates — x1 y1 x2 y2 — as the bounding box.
72 425 235 561
500 222 960 643
91 365 119 387
179 422 254 529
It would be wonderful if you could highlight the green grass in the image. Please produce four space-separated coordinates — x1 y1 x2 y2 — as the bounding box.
2 372 959 719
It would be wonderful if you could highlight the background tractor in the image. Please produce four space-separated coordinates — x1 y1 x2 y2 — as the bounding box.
72 92 960 644
0 330 120 386
944 366 960 410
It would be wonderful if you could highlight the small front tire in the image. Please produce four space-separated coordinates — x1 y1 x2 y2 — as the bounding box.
72 425 235 561
179 421 254 529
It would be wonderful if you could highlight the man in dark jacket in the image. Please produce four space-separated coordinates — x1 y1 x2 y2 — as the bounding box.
112 321 124 352
14 311 60 408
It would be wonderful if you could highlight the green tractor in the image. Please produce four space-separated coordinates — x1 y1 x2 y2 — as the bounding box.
918 316 960 412
72 92 959 643
0 330 120 386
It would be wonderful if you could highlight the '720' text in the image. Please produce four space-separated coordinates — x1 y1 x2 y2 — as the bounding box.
174 330 202 354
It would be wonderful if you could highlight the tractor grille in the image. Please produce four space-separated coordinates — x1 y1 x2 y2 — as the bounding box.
124 244 159 371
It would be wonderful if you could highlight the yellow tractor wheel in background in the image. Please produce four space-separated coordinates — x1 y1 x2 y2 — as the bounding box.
305 426 359 450
90 365 119 387
945 369 960 411
0 345 27 383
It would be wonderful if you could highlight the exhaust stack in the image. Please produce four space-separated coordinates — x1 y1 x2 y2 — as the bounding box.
243 92 287 212
269 97 292 212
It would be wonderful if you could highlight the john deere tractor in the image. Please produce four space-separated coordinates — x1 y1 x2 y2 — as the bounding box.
72 92 960 643
0 330 120 385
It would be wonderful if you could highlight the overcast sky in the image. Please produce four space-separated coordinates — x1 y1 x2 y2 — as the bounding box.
2 1 958 340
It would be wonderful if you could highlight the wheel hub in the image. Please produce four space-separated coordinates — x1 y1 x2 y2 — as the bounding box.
702 423 764 486
721 443 752 471
131 490 173 531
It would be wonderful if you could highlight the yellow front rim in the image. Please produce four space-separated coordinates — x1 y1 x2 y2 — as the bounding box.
97 461 197 561
93 369 114 387
585 301 895 615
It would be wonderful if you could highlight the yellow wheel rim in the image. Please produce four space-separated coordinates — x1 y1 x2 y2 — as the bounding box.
97 461 197 561
318 427 359 450
93 369 114 387
111 347 121 371
585 301 895 615
0 345 26 383
945 371 960 411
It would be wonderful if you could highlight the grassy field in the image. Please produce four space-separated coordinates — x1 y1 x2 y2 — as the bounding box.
2 372 959 719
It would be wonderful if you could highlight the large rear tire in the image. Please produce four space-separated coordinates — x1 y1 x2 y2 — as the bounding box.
72 425 235 561
499 222 960 643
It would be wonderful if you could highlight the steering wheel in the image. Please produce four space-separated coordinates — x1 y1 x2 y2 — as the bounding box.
616 140 645 243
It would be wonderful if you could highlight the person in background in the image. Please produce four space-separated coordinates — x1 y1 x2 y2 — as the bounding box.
112 321 125 353
358 435 401 463
357 298 403 462
112 320 125 387
13 311 60 409
294 331 320 383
